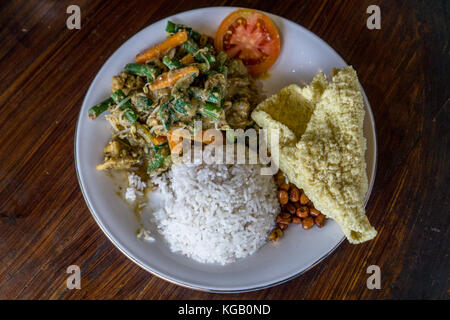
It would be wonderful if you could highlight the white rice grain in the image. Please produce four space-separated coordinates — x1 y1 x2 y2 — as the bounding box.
152 161 279 265
125 172 147 202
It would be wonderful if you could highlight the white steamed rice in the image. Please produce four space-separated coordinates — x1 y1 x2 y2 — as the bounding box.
152 161 279 265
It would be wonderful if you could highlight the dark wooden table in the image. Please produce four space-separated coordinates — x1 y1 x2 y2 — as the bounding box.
0 0 448 300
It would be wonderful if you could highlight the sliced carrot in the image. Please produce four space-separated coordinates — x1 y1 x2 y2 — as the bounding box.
167 130 183 155
135 31 188 64
151 135 167 146
149 66 199 91
180 53 195 65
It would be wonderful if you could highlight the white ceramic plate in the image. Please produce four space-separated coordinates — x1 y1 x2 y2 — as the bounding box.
75 7 377 292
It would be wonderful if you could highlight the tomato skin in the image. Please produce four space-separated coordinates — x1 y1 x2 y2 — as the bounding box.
215 9 281 75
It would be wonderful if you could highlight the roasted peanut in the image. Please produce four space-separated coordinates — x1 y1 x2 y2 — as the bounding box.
269 228 283 241
296 206 310 218
285 202 296 214
274 171 323 234
277 222 288 230
291 216 302 224
278 190 289 205
279 182 290 191
289 187 300 202
276 212 292 224
315 214 326 228
300 192 310 205
302 217 315 230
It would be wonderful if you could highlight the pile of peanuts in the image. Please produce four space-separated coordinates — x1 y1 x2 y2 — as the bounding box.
269 171 326 241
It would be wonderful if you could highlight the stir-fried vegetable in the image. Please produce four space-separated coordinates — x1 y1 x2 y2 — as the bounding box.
89 21 261 178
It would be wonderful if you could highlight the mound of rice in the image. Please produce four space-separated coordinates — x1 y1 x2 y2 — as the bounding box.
152 161 279 265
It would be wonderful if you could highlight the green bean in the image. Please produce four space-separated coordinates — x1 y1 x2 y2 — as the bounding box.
166 21 200 41
124 63 160 82
165 21 177 33
196 50 216 65
162 56 184 70
199 103 222 120
88 97 112 119
183 40 199 54
206 87 221 104
111 89 139 124
190 87 221 105
111 89 128 104
204 53 216 65
189 30 201 41
111 90 134 112
183 40 215 65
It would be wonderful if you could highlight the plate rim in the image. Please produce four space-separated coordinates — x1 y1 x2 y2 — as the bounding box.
74 6 378 293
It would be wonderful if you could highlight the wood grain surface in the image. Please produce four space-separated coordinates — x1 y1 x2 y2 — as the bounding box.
0 0 448 300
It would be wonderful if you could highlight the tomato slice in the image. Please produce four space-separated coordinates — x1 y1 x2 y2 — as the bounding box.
215 9 281 75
